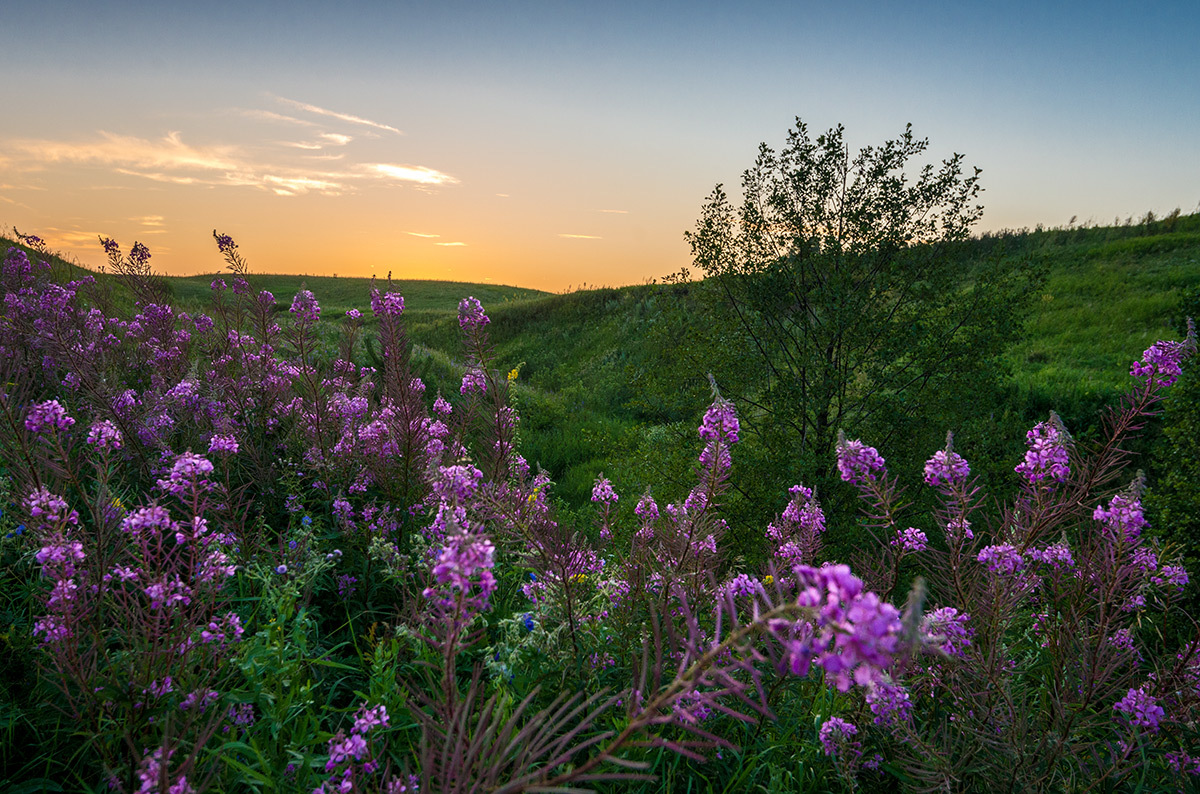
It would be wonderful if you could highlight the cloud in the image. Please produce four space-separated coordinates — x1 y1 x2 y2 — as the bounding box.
407 232 440 238
2 128 454 198
599 209 628 214
10 131 242 173
367 163 458 186
558 234 602 239
496 193 510 198
435 241 467 247
131 215 165 226
239 109 318 127
275 96 402 135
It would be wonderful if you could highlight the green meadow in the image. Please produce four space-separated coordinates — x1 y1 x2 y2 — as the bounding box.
7 212 1199 509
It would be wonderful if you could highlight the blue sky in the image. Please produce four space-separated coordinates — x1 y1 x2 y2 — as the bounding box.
2 0 1197 289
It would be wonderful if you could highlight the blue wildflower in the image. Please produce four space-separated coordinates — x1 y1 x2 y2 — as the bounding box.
523 613 535 632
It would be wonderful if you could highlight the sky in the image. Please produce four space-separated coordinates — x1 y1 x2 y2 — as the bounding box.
1 1 1197 292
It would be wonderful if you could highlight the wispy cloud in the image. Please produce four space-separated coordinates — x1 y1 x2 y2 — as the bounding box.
275 96 402 135
10 131 242 173
435 241 467 247
239 109 318 127
558 233 602 239
599 209 628 214
3 125 456 198
367 163 458 186
407 232 440 238
131 215 165 226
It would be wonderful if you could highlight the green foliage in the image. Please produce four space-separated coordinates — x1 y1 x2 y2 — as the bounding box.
638 120 1041 552
1146 285 1200 625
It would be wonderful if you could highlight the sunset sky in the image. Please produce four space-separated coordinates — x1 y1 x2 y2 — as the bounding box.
2 0 1197 291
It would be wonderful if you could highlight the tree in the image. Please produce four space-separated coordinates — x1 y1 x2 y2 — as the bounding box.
647 120 1038 536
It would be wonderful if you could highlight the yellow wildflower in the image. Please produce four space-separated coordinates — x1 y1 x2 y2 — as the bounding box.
763 575 774 586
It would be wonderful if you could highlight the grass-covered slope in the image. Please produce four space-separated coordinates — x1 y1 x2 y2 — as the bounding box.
168 272 548 315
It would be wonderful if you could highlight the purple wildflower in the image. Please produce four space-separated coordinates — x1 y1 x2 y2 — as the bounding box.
921 607 973 657
86 419 123 450
591 476 618 504
1094 491 1148 541
635 491 659 522
866 679 913 727
25 399 75 434
1152 565 1188 590
208 434 239 455
1029 542 1075 569
371 289 405 318
1113 687 1165 732
155 452 215 497
835 434 886 485
944 517 973 543
818 717 860 758
1015 417 1070 484
891 527 928 554
352 704 389 735
978 544 1025 575
458 296 489 330
1131 337 1190 387
289 289 320 323
924 439 970 487
461 367 487 395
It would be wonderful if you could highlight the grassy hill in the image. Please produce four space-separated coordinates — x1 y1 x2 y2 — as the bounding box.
5 212 1199 506
168 272 549 315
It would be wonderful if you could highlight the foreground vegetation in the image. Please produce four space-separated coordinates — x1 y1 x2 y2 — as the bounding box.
1 204 1199 791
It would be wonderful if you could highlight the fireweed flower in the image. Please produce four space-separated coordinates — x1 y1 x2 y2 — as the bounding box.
1152 565 1189 590
944 517 973 543
370 289 405 318
635 491 659 521
723 573 760 599
1014 417 1070 484
135 746 192 794
1094 491 1148 541
155 452 215 497
921 607 973 657
591 476 618 504
781 484 825 535
783 564 902 691
1113 687 1165 732
818 717 861 759
289 289 321 324
208 434 239 455
458 295 489 330
353 704 389 734
25 399 75 434
27 487 79 527
977 544 1025 575
835 433 886 485
924 435 970 487
866 679 913 728
121 505 174 536
891 527 928 554
461 367 487 395
425 531 497 612
1130 335 1191 387
1029 542 1075 569
86 419 123 450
